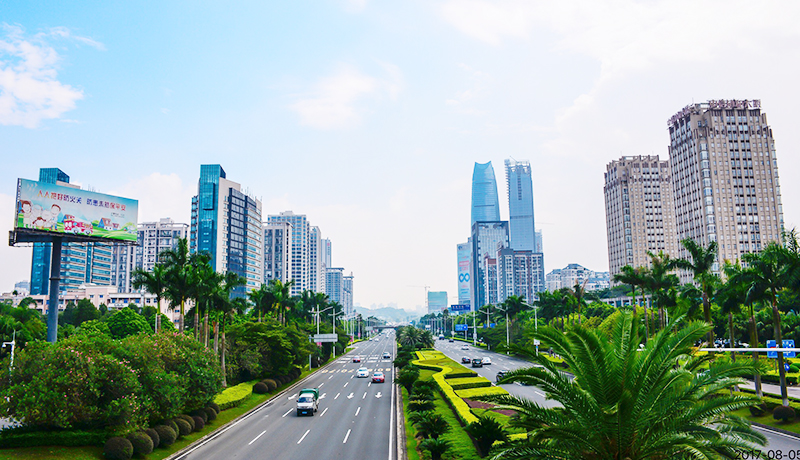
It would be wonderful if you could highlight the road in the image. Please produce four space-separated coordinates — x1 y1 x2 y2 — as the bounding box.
435 339 800 456
176 331 397 460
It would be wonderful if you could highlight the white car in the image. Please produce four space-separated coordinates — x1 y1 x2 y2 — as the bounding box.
461 345 469 350
356 367 370 378
482 357 492 365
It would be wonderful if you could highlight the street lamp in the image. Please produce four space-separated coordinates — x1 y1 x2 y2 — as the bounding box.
494 304 510 354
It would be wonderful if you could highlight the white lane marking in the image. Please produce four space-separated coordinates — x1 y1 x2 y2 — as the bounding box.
329 375 334 380
320 393 327 399
375 392 382 399
248 430 267 445
368 382 372 387
288 393 297 400
347 392 354 399
534 391 546 397
363 391 367 399
320 407 329 417
282 409 293 418
355 406 361 416
344 382 349 387
263 414 269 419
343 429 352 443
335 392 341 400
319 383 325 387
297 429 310 444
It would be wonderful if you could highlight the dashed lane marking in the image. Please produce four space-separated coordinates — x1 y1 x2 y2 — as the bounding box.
248 430 266 445
297 429 310 444
355 406 361 416
343 429 352 444
335 392 340 399
320 407 329 417
282 409 292 418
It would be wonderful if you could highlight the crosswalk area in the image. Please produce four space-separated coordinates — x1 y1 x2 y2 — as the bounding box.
317 367 392 373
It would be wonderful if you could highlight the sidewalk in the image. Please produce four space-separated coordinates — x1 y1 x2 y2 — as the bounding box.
739 380 800 400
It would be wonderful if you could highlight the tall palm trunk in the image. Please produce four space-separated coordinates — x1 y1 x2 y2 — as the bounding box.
703 291 714 345
179 300 185 333
213 320 219 354
728 312 736 363
221 315 228 388
771 289 789 407
194 304 200 340
641 293 650 340
155 300 161 333
749 305 763 398
203 311 209 348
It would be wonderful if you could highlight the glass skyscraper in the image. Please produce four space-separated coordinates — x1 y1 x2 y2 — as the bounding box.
471 162 501 225
190 164 263 298
505 159 535 251
470 221 509 308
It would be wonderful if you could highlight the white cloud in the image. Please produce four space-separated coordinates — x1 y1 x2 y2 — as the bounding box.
289 63 403 129
0 24 100 128
110 173 195 224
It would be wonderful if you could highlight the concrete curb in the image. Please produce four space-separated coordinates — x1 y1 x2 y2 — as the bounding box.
395 382 407 460
750 421 800 440
165 353 350 460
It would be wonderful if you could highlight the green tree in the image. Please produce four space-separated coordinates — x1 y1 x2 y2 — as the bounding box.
413 412 450 439
465 415 507 457
107 307 152 339
419 438 450 460
132 263 169 333
481 312 766 459
644 251 679 331
215 272 245 387
670 239 720 344
396 365 420 394
161 238 208 333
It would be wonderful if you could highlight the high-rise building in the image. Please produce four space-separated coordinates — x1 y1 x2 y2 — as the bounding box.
667 99 784 269
309 226 326 294
29 168 114 295
321 238 332 269
471 221 508 307
136 219 190 272
497 248 544 303
263 221 292 284
482 253 498 306
534 230 543 254
190 164 263 297
427 291 448 314
604 156 678 277
505 159 536 251
266 211 310 295
471 162 501 225
546 264 610 292
456 242 471 308
325 267 344 304
342 272 354 315
504 158 545 296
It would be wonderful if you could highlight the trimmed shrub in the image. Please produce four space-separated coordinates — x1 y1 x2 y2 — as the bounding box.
192 416 205 431
456 386 508 399
749 403 768 417
191 409 208 424
144 428 160 449
0 429 107 448
104 436 133 460
774 405 797 422
153 425 176 447
253 382 269 394
174 418 192 437
213 381 255 411
127 431 154 456
208 402 220 414
263 379 278 392
443 370 478 379
165 419 178 435
447 377 492 390
791 364 800 373
176 414 195 431
204 407 217 422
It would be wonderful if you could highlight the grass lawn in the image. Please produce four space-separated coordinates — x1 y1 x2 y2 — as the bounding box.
0 363 326 460
731 408 800 435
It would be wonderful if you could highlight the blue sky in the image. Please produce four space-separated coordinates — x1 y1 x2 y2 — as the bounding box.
2 1 800 313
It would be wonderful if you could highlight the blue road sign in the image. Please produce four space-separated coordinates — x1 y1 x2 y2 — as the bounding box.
455 324 468 332
449 304 470 312
784 340 796 358
768 340 777 358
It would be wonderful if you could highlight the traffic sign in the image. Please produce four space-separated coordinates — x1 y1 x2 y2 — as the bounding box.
784 340 796 358
449 304 470 312
455 324 468 332
311 334 338 343
768 340 777 358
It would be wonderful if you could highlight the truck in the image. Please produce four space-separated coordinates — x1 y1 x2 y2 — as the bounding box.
296 388 319 416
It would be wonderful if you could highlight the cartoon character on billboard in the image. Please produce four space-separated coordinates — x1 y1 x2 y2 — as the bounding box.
45 204 61 230
18 200 34 227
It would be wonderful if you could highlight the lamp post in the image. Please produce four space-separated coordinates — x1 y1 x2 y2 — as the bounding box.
495 304 510 354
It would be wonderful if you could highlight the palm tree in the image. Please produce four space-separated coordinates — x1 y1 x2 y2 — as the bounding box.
161 238 209 333
670 238 720 344
725 262 762 397
214 271 245 388
740 243 792 406
265 279 295 325
399 326 423 350
131 264 168 333
644 251 679 331
482 312 766 459
566 282 587 327
500 295 527 339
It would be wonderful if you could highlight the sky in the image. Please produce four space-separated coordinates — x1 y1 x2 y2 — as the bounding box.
1 1 800 315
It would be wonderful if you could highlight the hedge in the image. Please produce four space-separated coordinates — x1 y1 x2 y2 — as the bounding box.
456 386 508 399
213 381 257 411
444 371 478 379
0 428 109 448
761 373 800 385
447 377 492 390
413 351 478 425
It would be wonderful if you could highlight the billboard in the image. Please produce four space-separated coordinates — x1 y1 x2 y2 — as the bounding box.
15 179 138 242
457 242 471 307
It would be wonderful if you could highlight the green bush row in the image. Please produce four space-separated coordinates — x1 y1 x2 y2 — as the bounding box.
447 377 492 390
0 429 109 448
760 373 800 385
413 351 478 425
444 371 478 379
214 381 257 411
455 386 508 399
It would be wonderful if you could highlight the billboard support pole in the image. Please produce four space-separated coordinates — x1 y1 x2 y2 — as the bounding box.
46 237 62 343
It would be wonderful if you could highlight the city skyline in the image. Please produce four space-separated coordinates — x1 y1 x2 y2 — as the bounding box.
2 2 800 313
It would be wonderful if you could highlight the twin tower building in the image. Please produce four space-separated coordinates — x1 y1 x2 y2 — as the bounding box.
457 160 546 312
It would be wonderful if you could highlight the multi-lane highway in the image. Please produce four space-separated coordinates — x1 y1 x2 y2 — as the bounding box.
176 331 397 460
435 339 800 456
